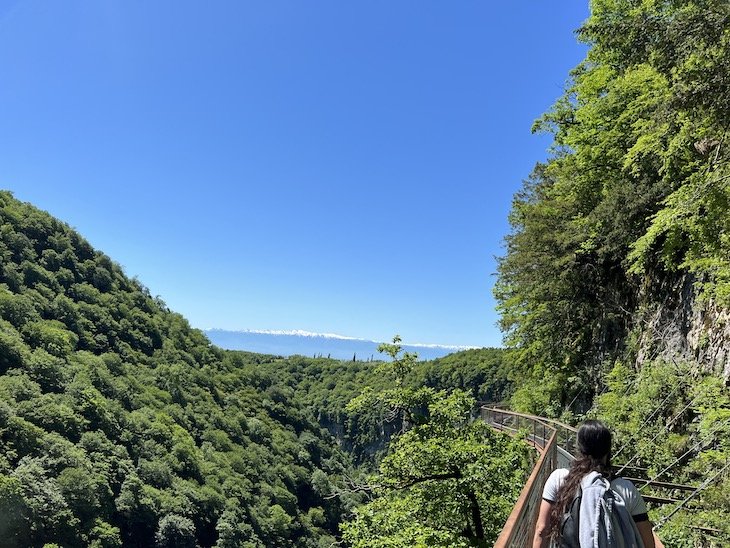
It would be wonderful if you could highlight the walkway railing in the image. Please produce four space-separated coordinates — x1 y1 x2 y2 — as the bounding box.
482 407 706 546
480 407 577 548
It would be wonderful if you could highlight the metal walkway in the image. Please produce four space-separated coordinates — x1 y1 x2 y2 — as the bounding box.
481 407 575 547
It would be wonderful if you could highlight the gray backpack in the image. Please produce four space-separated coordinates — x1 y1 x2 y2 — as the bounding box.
559 473 643 547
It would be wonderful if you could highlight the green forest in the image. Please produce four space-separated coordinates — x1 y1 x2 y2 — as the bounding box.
0 190 526 547
2 0 730 547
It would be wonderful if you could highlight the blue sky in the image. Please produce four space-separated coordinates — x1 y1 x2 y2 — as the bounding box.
0 1 589 348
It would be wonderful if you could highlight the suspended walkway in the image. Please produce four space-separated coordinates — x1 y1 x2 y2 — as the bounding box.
481 406 707 548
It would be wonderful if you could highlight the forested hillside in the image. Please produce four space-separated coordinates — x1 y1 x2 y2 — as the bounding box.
7 1 730 545
0 191 523 546
496 1 730 544
0 191 363 547
228 346 511 462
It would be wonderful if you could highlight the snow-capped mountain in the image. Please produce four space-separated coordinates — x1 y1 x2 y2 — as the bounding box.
204 329 476 361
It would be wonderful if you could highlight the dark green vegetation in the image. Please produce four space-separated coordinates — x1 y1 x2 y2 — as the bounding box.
496 1 730 545
243 346 511 463
0 191 357 547
340 339 528 547
0 191 521 546
7 1 730 544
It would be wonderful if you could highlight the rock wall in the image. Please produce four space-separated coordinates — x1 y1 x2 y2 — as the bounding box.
636 273 730 382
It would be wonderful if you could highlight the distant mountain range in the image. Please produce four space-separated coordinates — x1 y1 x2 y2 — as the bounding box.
204 329 478 361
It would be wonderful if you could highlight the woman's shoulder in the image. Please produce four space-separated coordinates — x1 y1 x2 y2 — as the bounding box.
542 468 570 501
548 468 570 481
545 468 569 488
610 476 648 515
610 476 639 493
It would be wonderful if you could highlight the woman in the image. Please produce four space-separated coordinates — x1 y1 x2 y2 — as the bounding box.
532 420 657 548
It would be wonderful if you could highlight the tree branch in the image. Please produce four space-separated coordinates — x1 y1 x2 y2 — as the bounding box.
323 474 383 500
392 467 462 490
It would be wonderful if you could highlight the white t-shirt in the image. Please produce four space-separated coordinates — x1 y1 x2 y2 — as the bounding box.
542 468 648 519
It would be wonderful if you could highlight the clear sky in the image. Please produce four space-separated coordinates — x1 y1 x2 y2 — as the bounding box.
0 1 589 348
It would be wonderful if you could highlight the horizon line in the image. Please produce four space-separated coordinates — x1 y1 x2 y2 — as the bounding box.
203 327 482 351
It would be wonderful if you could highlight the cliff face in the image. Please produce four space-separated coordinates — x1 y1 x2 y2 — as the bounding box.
688 304 730 381
595 274 730 547
636 274 730 382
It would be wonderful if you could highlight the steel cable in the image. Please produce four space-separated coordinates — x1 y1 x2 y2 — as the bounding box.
654 459 730 530
616 395 699 476
637 418 730 491
613 384 682 460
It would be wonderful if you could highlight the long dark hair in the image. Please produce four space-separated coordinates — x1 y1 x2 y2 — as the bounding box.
548 420 614 540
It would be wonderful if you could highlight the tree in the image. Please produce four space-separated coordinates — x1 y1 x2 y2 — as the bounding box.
496 0 730 411
155 514 197 548
0 474 27 546
341 339 530 546
346 335 433 436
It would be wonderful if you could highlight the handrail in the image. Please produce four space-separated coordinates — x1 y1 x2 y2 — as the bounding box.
481 407 571 548
481 406 697 546
478 404 577 435
495 430 556 547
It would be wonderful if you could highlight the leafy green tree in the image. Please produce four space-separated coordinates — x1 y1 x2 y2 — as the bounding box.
23 319 79 357
57 466 102 526
0 474 26 545
342 340 530 547
0 288 39 327
155 514 197 548
10 457 79 546
342 389 528 547
496 0 730 410
87 519 122 548
0 320 30 373
344 335 438 458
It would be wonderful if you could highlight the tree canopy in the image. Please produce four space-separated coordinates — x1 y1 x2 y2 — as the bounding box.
495 2 730 544
496 0 730 409
0 191 518 546
0 191 359 547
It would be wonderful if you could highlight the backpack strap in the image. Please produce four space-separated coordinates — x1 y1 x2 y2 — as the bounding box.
559 485 582 548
